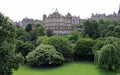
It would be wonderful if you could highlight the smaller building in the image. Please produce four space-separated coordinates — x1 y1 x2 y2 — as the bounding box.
21 17 43 28
91 4 120 22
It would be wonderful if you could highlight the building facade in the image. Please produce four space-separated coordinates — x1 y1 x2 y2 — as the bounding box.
43 9 80 35
21 17 43 28
91 4 120 22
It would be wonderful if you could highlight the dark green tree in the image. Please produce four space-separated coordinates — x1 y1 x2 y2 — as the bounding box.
25 24 32 32
46 29 53 37
0 13 23 75
16 28 30 42
30 24 46 41
83 20 99 39
68 30 80 43
16 41 35 57
74 38 94 61
92 38 105 54
98 20 120 38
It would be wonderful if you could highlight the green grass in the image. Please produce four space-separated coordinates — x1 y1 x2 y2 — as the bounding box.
14 62 120 75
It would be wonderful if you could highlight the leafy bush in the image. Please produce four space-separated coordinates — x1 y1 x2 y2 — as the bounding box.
15 28 30 42
92 38 105 54
74 38 94 61
35 36 48 46
68 30 80 43
26 44 64 66
97 44 120 71
95 37 120 71
16 41 35 57
42 36 73 61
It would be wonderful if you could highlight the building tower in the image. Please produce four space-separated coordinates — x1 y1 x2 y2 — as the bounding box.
118 4 120 14
43 14 47 20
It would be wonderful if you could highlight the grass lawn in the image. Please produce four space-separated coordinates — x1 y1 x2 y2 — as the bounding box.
13 62 120 75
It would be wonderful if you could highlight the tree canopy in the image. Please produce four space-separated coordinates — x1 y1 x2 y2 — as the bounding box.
0 13 23 75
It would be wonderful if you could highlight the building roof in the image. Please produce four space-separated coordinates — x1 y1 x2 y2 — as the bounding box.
54 8 59 13
118 4 120 14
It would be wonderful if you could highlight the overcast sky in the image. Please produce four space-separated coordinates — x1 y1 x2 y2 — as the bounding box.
0 0 120 21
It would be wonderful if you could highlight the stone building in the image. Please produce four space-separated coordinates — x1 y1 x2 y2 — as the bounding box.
43 8 80 35
91 4 120 22
21 17 43 28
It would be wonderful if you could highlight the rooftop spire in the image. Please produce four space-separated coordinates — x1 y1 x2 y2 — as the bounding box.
54 8 59 13
118 4 120 14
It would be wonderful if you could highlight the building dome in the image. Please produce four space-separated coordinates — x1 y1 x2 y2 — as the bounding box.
53 8 59 14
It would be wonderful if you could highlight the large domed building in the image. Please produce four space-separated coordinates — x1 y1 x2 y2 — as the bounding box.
43 8 80 35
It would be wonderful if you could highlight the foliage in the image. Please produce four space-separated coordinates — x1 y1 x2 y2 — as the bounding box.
25 24 33 32
98 20 120 38
83 20 100 39
96 37 120 71
16 40 35 57
15 28 30 42
68 30 80 43
42 36 73 61
30 24 46 41
0 13 23 75
92 38 105 54
26 44 64 66
46 29 53 37
97 44 120 71
74 38 95 61
35 36 48 46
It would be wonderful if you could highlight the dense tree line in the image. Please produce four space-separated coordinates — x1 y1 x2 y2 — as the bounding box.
83 19 120 39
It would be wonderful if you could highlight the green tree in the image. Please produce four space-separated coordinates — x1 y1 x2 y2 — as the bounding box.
0 13 23 75
16 41 35 57
26 44 64 66
97 44 120 71
92 38 105 54
74 38 94 61
98 20 120 38
25 24 32 32
95 37 120 71
30 24 46 41
16 28 30 42
35 36 48 46
42 36 73 61
46 29 53 37
68 30 80 43
83 20 99 39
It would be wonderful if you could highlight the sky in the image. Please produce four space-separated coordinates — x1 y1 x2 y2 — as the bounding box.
0 0 120 21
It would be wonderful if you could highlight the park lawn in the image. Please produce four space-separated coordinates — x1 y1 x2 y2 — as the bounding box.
13 62 120 75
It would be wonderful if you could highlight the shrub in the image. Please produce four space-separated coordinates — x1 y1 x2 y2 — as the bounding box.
74 38 94 61
95 37 120 71
26 44 64 66
35 36 48 46
97 44 120 71
42 36 73 61
16 41 35 57
68 30 80 43
92 38 105 54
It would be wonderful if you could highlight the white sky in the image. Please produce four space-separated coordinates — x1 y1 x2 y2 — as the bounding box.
0 0 120 21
